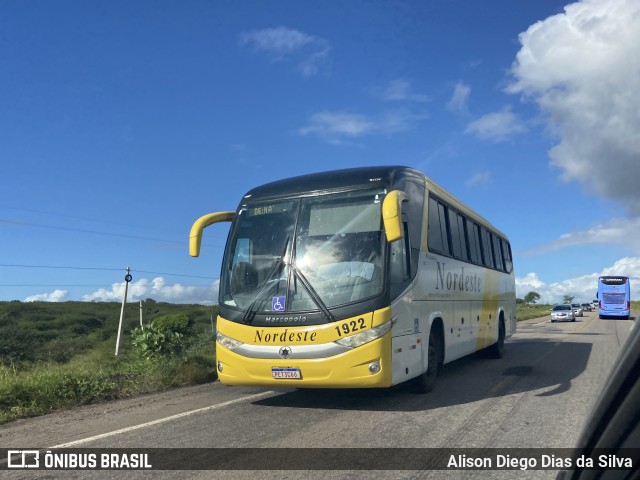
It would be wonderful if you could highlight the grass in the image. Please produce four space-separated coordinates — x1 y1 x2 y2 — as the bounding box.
0 301 218 425
0 345 217 424
516 304 554 321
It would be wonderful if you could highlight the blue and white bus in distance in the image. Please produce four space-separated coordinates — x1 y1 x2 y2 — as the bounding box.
598 276 630 319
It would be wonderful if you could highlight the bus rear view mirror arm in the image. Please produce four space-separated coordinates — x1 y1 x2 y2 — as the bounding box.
189 211 235 257
382 190 407 242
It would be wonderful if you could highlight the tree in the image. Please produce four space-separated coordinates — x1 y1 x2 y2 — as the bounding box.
524 291 541 306
563 295 575 304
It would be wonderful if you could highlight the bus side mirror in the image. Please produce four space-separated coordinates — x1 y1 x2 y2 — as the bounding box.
189 211 236 257
382 190 407 243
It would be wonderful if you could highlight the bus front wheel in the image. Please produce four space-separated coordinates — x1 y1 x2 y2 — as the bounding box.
487 318 505 359
414 328 441 393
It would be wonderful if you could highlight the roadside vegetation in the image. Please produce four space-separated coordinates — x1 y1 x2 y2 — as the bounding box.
516 291 553 321
0 300 217 424
516 302 554 321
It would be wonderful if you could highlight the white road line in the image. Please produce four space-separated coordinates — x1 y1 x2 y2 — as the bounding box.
532 320 549 326
50 390 274 448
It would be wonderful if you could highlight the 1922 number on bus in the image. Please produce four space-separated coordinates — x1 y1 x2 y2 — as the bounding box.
335 318 367 337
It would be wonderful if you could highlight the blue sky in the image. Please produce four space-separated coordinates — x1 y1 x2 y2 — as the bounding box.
1 0 639 304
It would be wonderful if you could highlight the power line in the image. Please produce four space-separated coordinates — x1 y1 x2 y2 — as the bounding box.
0 263 121 271
1 219 187 245
1 218 225 248
133 270 216 279
0 284 119 287
0 284 215 287
0 264 217 279
0 204 186 236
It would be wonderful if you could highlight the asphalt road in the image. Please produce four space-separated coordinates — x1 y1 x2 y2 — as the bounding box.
1 309 637 480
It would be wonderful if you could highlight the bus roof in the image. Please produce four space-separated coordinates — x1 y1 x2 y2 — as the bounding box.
240 165 507 239
242 166 421 200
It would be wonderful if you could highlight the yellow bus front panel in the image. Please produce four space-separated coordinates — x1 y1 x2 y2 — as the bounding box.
217 334 392 388
215 308 393 388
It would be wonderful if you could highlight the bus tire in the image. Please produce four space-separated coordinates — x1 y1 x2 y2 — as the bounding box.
414 327 441 393
487 317 505 359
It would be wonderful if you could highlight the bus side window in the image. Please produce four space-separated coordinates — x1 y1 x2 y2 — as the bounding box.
481 228 495 268
390 219 411 297
403 220 411 277
427 196 451 257
491 233 504 271
501 238 513 273
438 203 451 257
467 220 482 265
427 196 445 254
402 180 425 279
448 209 462 259
448 209 469 262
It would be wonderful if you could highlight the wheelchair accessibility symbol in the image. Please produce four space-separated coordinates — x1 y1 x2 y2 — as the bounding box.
272 296 286 311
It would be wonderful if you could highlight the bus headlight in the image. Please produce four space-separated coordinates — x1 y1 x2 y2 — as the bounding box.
216 332 243 351
334 321 392 348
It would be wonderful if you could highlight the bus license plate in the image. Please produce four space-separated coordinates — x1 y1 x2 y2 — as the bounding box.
272 368 301 379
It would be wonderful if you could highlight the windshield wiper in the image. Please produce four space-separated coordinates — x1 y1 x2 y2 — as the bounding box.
291 266 334 321
241 237 290 324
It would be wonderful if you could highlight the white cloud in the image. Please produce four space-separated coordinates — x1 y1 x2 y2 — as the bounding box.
601 256 640 277
465 106 527 142
25 289 68 302
516 272 545 291
299 110 428 143
240 26 330 77
508 0 640 214
299 111 374 138
378 79 431 103
523 217 640 255
81 277 219 305
447 82 471 113
516 257 640 303
465 171 491 188
240 27 315 56
298 49 330 77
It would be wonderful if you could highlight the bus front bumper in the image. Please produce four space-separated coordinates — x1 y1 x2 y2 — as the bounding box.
216 334 392 389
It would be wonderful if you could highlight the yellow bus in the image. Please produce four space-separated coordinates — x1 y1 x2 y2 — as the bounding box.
190 166 516 392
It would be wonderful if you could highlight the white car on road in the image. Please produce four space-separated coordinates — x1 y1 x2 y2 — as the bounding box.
571 303 584 317
551 304 576 322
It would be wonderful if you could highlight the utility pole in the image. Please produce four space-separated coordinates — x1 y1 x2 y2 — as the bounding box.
139 300 143 330
115 267 132 356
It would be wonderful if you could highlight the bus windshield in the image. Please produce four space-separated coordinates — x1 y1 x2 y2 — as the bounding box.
220 189 386 317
